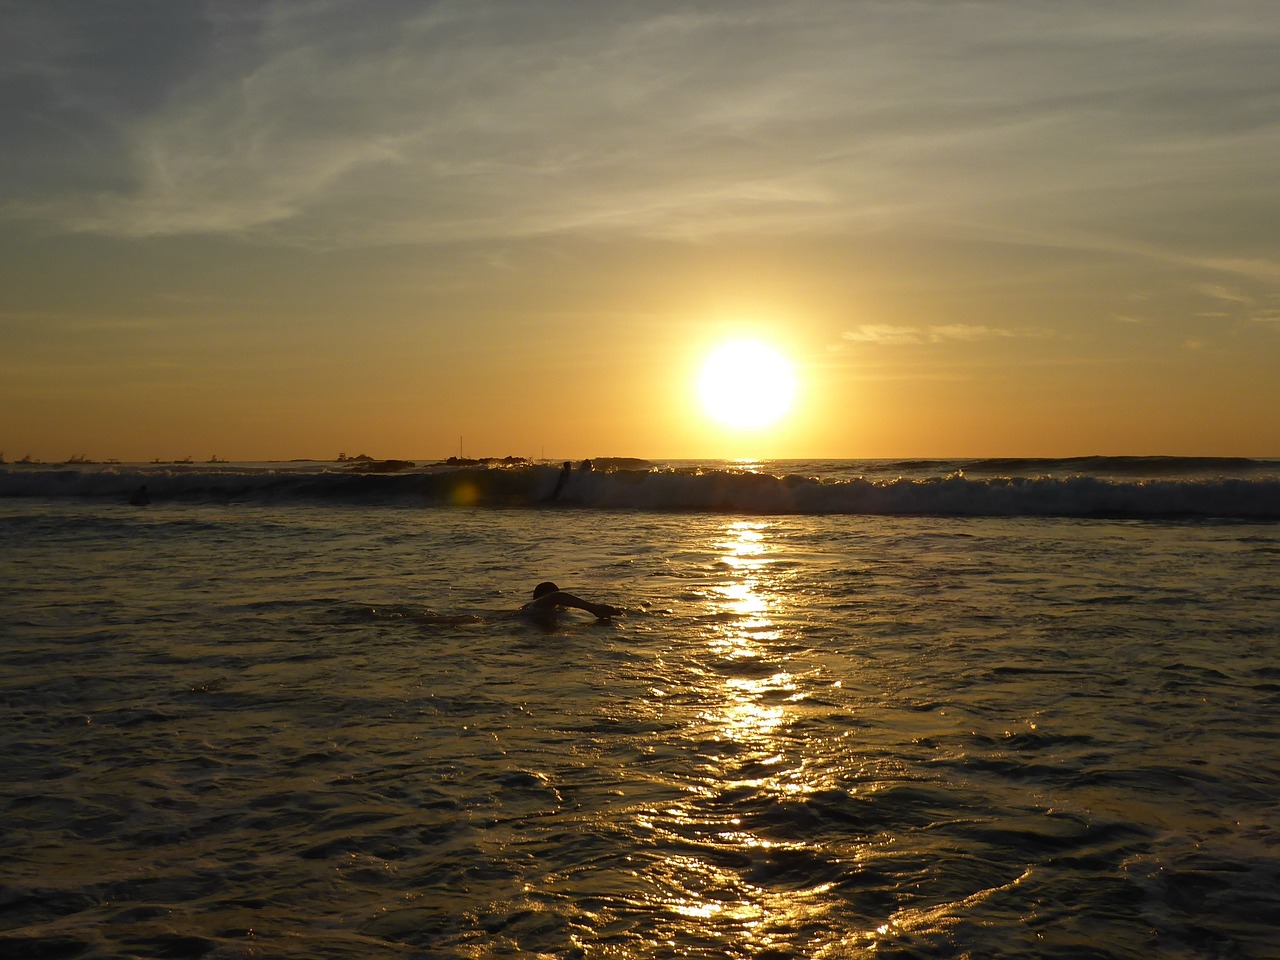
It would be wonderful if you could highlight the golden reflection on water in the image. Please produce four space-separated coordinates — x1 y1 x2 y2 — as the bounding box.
650 520 851 954
708 522 789 751
664 521 1003 957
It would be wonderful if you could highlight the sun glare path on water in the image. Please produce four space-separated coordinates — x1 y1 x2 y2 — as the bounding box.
699 340 797 430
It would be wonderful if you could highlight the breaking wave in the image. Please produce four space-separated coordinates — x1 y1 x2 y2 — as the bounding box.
3 459 1277 519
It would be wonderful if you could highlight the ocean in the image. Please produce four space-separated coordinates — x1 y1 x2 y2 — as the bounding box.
2 457 1278 958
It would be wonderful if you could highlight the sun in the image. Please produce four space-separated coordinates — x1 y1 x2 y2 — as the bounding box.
698 340 796 430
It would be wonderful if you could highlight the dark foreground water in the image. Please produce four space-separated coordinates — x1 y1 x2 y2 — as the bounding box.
2 496 1278 958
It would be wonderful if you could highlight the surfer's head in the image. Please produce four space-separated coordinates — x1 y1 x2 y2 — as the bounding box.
532 581 560 599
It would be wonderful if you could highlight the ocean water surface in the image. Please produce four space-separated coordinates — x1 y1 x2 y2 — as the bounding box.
2 458 1278 958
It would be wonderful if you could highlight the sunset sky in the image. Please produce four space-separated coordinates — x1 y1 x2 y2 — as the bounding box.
3 1 1278 461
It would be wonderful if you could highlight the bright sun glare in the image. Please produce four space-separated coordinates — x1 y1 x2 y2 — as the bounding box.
699 340 796 430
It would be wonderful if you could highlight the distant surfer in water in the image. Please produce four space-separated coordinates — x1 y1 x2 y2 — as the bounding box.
520 581 622 622
406 582 621 629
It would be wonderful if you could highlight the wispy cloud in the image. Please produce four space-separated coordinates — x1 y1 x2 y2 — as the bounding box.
1199 283 1253 305
1195 260 1280 285
842 324 1019 346
3 0 1279 260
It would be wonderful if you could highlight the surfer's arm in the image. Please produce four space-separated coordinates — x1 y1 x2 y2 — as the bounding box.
530 590 622 619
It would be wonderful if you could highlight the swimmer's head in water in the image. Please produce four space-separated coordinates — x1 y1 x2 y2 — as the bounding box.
532 581 559 599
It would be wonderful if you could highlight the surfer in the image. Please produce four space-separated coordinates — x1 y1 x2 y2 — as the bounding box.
549 461 572 501
129 484 151 506
520 581 622 621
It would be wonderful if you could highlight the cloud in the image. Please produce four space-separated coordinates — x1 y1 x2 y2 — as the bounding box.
842 324 1018 346
929 324 1016 342
1192 278 1280 325
842 325 928 346
2 0 1279 260
1194 259 1280 285
1199 283 1253 305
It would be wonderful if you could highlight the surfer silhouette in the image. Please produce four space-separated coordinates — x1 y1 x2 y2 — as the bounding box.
548 459 597 502
549 461 572 501
520 581 622 621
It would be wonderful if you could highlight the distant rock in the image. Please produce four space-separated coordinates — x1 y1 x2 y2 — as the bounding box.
443 455 530 467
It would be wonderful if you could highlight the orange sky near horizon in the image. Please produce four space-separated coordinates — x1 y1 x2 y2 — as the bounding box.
3 3 1278 463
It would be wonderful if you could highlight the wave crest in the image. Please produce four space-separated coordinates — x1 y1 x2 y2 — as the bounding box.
3 462 1277 519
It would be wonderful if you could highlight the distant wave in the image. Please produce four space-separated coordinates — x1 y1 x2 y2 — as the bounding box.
851 455 1279 479
3 460 1278 519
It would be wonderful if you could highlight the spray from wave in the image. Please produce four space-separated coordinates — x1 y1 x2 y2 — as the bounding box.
3 458 1277 519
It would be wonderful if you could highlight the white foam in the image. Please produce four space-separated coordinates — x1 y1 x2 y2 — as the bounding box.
3 461 1277 519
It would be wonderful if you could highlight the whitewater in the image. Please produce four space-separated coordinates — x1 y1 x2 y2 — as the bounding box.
2 456 1279 518
2 457 1278 958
